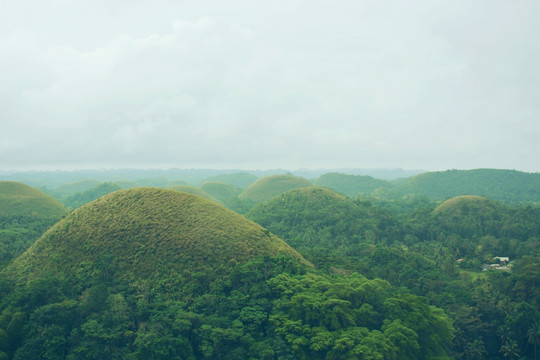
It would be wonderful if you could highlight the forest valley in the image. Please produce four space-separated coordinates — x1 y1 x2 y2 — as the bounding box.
0 170 539 360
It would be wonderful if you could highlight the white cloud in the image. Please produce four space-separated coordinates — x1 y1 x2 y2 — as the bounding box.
0 1 539 171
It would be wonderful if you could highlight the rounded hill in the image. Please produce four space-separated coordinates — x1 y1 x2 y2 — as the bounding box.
0 181 68 218
246 186 384 255
315 172 391 198
201 182 241 200
239 175 312 202
434 195 492 214
432 195 509 241
7 187 307 284
200 182 254 213
168 184 222 205
394 169 540 203
52 179 102 196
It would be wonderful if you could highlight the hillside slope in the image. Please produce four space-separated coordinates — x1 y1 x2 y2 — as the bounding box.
246 187 403 268
315 172 391 197
168 184 222 205
394 169 540 203
0 181 68 218
7 187 307 284
0 181 69 266
239 174 312 202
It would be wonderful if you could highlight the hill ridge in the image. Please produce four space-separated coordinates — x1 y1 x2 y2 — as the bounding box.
6 187 308 284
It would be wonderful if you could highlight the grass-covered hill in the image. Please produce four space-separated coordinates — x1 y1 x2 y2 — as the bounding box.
202 172 258 189
51 179 102 196
168 184 222 205
433 195 494 214
0 182 68 219
427 195 540 255
0 181 69 267
201 182 241 200
315 172 391 198
0 187 457 360
200 182 254 213
393 169 540 204
246 186 400 267
63 182 121 209
6 187 307 285
239 174 313 202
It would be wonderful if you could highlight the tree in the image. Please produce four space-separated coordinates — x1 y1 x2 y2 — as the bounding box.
528 323 540 360
464 339 487 360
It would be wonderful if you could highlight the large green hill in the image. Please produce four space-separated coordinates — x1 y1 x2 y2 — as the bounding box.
246 186 401 269
51 179 102 197
6 187 306 284
0 181 69 267
200 182 254 213
315 172 391 198
0 181 68 218
239 174 312 202
393 169 540 204
63 182 121 209
0 188 460 360
168 184 222 205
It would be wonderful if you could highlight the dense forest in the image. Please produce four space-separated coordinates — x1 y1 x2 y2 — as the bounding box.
0 168 539 359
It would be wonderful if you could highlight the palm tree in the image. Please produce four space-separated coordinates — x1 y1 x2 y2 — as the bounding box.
528 323 540 360
465 339 487 360
500 338 520 360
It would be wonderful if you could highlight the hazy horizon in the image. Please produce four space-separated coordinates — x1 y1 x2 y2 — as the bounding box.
2 1 539 172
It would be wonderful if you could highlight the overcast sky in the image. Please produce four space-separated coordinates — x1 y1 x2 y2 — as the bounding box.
1 0 539 172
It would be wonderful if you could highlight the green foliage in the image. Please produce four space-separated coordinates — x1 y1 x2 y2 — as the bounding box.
239 175 313 202
5 187 308 288
1 174 539 360
0 182 68 268
247 187 401 269
268 273 453 360
393 169 540 204
0 182 68 219
200 182 255 214
50 180 102 198
246 183 540 359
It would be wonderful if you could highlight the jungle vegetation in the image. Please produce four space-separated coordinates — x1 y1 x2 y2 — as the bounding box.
0 182 68 268
0 169 539 359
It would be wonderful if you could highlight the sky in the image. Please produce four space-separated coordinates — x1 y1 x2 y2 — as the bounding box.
1 0 539 172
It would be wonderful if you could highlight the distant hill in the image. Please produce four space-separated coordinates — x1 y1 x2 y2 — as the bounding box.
239 175 313 202
202 172 259 189
201 182 241 200
113 180 139 189
433 195 493 214
200 182 254 213
431 195 511 242
315 172 391 198
0 181 68 219
166 179 191 187
133 177 169 187
0 181 68 266
246 186 399 269
6 188 307 285
168 185 222 205
393 169 540 204
52 179 102 197
63 182 121 209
